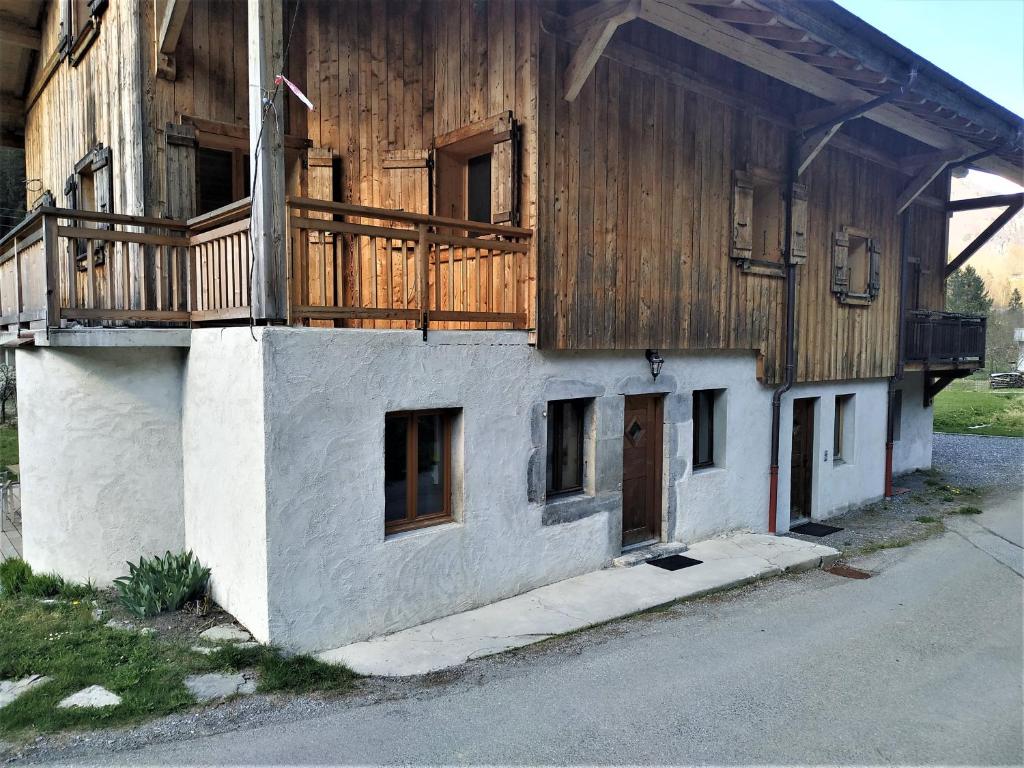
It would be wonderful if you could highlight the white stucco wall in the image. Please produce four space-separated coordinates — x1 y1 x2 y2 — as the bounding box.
777 378 889 530
892 372 934 475
16 346 185 584
182 329 271 641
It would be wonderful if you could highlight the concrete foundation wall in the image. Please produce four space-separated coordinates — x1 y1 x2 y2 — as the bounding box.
893 372 934 475
16 347 185 584
257 328 771 651
182 330 271 641
778 378 889 530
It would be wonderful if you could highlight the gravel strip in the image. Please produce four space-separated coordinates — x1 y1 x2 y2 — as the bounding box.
933 433 1024 493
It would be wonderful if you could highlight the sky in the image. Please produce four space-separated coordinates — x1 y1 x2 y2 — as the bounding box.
835 0 1024 117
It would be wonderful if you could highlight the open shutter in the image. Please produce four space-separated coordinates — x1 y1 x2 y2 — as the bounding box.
789 182 808 264
731 170 754 261
302 147 337 324
491 113 519 225
91 146 113 221
832 230 850 295
868 238 882 298
382 149 433 215
165 123 197 220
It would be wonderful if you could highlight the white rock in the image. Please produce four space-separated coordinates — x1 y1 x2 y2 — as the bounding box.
57 685 122 708
191 645 216 655
199 624 251 643
0 675 51 709
105 618 136 631
91 607 104 622
184 672 257 702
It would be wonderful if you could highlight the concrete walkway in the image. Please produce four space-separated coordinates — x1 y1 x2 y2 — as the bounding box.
319 533 839 676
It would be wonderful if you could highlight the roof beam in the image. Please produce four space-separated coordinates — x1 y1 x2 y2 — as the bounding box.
0 16 41 50
633 0 1020 182
945 194 1023 276
564 1 638 102
895 155 962 214
946 193 1024 213
752 0 1022 146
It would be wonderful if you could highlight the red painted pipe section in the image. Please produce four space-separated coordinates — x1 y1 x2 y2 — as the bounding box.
884 441 894 498
768 466 779 533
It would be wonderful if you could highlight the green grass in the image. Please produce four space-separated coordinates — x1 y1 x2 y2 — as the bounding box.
0 423 18 470
0 596 358 738
953 505 982 515
914 515 939 524
932 386 1024 437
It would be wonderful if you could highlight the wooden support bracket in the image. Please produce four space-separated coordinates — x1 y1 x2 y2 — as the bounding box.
945 193 1024 276
155 0 192 80
924 372 969 407
564 0 639 101
895 149 967 214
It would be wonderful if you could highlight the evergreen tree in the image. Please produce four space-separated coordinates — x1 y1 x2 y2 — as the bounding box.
946 265 992 316
1009 287 1023 313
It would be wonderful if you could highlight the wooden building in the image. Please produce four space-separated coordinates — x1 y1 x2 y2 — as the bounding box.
0 0 1019 651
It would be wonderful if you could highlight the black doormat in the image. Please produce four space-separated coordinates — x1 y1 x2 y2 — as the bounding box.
647 554 703 571
791 521 843 537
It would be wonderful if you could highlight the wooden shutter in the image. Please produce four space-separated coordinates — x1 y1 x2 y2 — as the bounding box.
491 114 519 225
165 123 197 220
789 182 808 264
868 238 882 298
91 146 113 221
731 170 754 261
832 230 850 295
382 149 432 214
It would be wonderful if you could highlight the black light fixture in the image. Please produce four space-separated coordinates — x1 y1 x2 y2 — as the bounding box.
645 348 664 381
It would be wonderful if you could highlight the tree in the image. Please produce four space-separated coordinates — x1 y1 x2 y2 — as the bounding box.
0 364 14 424
1009 287 1023 313
946 265 992 316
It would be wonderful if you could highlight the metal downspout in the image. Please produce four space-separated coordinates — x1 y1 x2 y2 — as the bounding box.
768 137 799 534
886 205 913 497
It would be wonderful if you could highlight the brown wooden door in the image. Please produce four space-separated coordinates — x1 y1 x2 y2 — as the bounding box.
790 398 815 521
622 395 664 548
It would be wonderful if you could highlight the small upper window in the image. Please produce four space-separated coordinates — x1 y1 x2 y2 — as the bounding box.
751 177 783 263
434 111 518 226
693 389 725 470
384 410 455 534
833 394 855 463
731 168 790 276
832 227 881 304
466 153 493 225
546 399 587 497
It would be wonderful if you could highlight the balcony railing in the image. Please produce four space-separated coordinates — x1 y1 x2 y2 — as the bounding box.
0 199 532 335
904 310 986 367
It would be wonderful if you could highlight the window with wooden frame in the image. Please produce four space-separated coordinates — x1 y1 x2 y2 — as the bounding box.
434 111 519 227
546 399 588 498
693 389 723 470
62 0 107 64
832 226 881 305
731 168 806 276
833 394 855 463
384 410 456 534
196 147 250 216
64 145 113 270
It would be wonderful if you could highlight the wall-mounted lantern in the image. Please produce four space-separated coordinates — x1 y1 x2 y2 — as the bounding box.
645 349 664 381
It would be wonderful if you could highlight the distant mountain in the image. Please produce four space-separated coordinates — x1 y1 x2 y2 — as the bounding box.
948 171 1023 308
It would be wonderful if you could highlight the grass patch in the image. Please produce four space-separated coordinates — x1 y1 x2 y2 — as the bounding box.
0 424 17 469
859 538 914 555
0 595 358 738
954 505 982 515
914 515 939 524
933 387 1024 437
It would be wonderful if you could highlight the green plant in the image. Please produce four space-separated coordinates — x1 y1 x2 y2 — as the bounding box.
914 515 938 524
0 558 32 596
954 505 982 515
114 551 210 618
21 572 64 598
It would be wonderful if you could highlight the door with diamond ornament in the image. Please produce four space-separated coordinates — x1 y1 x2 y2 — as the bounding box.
621 395 664 548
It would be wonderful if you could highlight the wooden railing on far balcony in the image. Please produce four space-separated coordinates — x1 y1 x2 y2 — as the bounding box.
904 310 986 368
287 198 533 332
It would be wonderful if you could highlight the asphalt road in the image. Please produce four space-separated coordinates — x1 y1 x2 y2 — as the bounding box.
62 492 1024 766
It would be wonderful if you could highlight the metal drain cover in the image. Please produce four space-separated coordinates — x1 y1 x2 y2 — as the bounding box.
825 563 872 579
647 554 703 571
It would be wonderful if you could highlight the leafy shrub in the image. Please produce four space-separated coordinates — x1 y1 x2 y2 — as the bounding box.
20 571 64 598
0 558 32 596
114 551 210 617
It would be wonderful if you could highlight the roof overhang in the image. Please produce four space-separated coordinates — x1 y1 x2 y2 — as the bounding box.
0 0 46 148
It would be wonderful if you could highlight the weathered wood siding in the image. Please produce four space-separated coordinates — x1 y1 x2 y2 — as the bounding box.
24 1 146 218
537 20 949 384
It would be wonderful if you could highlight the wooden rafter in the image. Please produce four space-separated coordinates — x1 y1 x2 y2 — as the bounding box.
945 194 1024 276
895 149 966 214
632 0 1017 182
564 0 639 102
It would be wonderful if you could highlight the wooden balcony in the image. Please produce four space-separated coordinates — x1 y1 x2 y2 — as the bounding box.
0 200 533 338
904 311 986 370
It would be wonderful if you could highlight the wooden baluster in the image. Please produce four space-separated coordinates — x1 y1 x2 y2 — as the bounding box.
415 224 429 333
